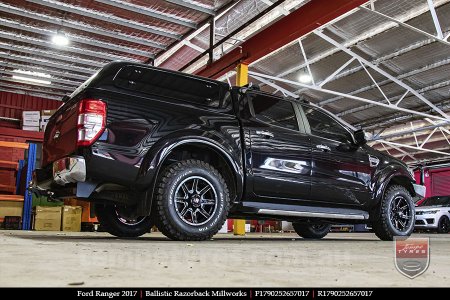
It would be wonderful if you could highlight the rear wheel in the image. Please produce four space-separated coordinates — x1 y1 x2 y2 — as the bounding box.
372 185 414 241
95 204 153 238
292 223 331 239
437 216 450 234
154 159 230 241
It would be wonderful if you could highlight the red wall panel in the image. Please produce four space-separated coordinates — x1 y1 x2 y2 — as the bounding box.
0 127 43 194
0 91 62 120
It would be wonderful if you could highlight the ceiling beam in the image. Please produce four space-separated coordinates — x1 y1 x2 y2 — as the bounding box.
267 0 448 84
0 82 65 97
0 52 96 75
0 61 89 81
27 0 181 40
0 70 80 87
166 0 216 16
0 30 133 62
0 41 105 68
0 18 154 58
0 3 165 50
195 0 368 78
0 75 73 91
95 0 197 29
0 87 62 100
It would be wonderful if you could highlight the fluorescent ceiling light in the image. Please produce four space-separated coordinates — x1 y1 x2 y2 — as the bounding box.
299 73 312 83
12 75 51 85
52 33 69 46
13 69 51 78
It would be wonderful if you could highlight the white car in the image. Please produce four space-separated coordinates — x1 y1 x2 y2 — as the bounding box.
415 196 450 233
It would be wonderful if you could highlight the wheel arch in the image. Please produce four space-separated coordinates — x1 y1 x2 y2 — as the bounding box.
136 135 244 216
370 167 416 221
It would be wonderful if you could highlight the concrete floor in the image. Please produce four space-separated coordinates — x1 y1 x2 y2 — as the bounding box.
0 231 448 287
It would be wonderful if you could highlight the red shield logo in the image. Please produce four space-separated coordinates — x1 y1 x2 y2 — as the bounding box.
394 237 430 279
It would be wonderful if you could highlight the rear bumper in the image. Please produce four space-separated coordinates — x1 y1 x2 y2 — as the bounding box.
30 156 86 197
53 156 86 185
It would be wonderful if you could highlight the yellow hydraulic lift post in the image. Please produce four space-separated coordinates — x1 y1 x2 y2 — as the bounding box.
233 63 248 236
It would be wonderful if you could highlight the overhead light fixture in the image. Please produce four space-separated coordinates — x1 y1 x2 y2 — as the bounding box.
52 32 69 46
12 75 51 85
299 71 312 83
12 70 51 85
13 69 51 78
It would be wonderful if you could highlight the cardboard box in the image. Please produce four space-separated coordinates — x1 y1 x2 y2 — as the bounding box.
0 201 23 218
33 206 62 231
22 111 41 120
41 109 57 116
22 119 40 126
61 205 82 232
22 126 40 132
40 116 50 132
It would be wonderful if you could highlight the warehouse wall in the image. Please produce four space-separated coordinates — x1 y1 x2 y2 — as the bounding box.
0 91 61 129
0 91 58 193
414 167 450 198
0 128 43 194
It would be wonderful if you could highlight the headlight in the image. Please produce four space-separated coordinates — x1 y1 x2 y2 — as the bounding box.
425 210 439 214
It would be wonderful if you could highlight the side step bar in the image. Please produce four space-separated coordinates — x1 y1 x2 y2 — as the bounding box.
257 209 368 220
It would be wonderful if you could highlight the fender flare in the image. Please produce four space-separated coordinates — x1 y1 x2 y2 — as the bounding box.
135 131 244 215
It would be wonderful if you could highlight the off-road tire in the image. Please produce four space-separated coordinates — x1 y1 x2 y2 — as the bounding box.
154 159 230 241
95 204 153 237
372 185 414 241
292 223 331 239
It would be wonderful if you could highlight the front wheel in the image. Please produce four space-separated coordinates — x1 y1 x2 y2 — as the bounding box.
154 159 230 241
95 204 153 238
437 216 450 234
372 185 415 241
292 223 331 239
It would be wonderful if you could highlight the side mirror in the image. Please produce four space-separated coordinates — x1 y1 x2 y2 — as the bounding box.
354 129 367 146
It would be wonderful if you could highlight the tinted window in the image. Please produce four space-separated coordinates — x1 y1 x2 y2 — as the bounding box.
115 66 224 107
303 106 352 143
251 94 299 131
420 196 450 207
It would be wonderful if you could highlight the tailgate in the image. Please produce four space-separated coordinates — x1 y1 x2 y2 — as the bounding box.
42 102 79 167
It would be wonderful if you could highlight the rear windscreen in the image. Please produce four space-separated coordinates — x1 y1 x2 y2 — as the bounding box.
114 66 223 107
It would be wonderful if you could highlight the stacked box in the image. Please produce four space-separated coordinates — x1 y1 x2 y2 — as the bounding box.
40 110 56 132
22 111 40 131
61 206 82 232
33 206 62 231
0 201 23 219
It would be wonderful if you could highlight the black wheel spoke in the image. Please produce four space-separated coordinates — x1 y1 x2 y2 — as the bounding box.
191 178 199 193
174 176 218 226
202 198 215 205
198 207 211 219
390 196 413 232
181 183 190 196
191 210 198 224
199 185 211 196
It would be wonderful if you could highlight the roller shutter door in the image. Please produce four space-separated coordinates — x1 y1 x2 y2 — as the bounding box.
432 171 450 196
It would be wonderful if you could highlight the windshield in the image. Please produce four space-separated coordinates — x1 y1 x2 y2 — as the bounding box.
419 196 450 207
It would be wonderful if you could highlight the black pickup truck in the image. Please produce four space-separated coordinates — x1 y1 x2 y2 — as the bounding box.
32 62 424 241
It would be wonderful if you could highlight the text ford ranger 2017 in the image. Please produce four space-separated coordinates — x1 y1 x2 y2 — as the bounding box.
32 62 425 241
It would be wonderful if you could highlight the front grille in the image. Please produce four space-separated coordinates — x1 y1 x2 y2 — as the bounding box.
415 220 426 225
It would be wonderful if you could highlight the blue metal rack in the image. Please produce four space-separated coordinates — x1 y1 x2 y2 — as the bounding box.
15 159 24 195
22 143 37 230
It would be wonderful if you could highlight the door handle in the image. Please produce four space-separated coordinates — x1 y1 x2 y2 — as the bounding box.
316 144 331 152
255 130 274 138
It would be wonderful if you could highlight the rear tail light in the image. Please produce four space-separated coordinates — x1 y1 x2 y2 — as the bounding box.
77 99 106 146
